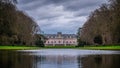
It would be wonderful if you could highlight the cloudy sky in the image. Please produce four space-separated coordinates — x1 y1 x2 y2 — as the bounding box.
17 0 108 34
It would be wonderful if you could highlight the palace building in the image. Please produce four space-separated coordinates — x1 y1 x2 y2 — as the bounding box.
44 32 77 46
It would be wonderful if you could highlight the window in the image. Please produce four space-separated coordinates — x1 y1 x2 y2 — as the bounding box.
66 41 68 44
51 41 53 43
59 41 61 43
55 36 57 38
70 36 71 38
67 36 69 38
54 41 56 43
48 41 49 43
51 36 54 38
63 41 65 43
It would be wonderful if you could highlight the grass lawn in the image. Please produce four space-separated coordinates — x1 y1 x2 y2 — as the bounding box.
41 45 120 49
0 45 120 50
0 46 40 50
44 45 120 50
80 45 120 50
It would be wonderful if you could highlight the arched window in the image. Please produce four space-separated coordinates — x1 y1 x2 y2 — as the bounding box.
73 41 75 43
54 41 56 43
48 41 49 43
66 41 68 44
59 41 61 43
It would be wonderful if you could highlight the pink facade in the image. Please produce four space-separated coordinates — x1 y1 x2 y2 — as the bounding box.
44 32 77 46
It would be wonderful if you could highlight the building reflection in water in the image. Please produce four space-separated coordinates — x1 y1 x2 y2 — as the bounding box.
34 55 80 68
0 50 120 68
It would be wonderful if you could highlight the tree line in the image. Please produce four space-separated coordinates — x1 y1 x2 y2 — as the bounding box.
78 0 120 46
0 0 44 46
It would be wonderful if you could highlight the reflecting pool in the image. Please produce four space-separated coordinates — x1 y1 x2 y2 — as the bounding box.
0 49 120 68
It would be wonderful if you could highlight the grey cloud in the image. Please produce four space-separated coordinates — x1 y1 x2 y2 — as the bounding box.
18 0 35 4
18 0 107 11
38 15 59 20
42 22 81 34
74 5 100 17
18 0 46 10
17 0 108 34
63 0 107 11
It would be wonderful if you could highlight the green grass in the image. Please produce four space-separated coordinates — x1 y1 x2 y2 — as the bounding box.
0 45 120 50
0 45 76 50
0 46 40 50
43 45 120 50
80 45 120 50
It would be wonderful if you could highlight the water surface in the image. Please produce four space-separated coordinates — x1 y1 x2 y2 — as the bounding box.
0 49 120 68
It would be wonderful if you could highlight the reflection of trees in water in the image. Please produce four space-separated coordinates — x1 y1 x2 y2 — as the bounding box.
0 51 120 68
94 55 102 65
81 55 120 68
77 56 82 68
0 51 35 68
32 55 46 68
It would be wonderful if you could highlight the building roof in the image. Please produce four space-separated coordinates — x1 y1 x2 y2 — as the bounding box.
44 32 77 39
